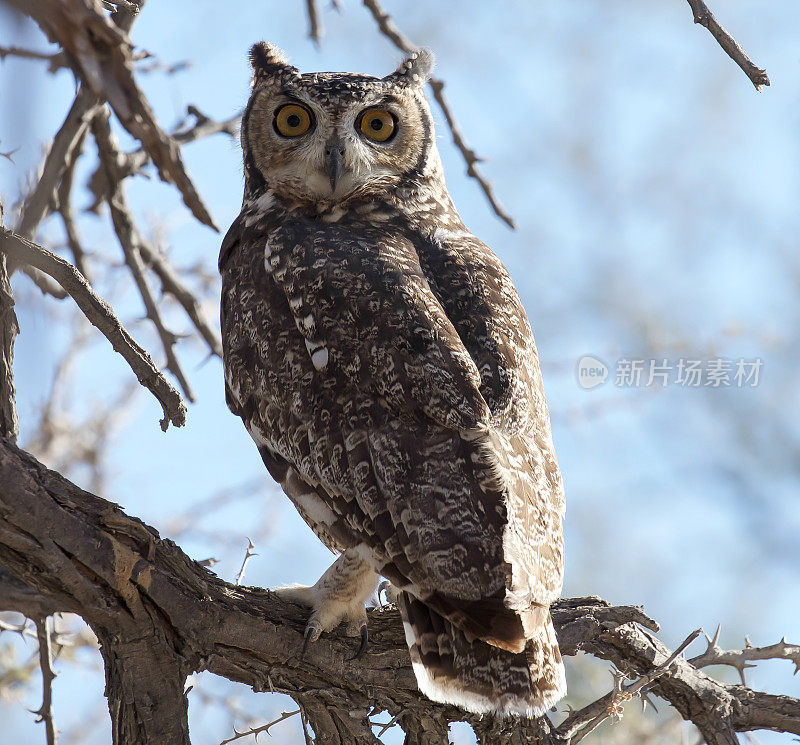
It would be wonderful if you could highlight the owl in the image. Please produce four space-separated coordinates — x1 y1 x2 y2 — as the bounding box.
220 42 566 717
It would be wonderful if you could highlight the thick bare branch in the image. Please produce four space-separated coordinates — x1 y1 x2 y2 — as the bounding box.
14 0 217 229
0 228 186 430
0 246 19 442
362 0 515 229
686 0 770 90
1 441 799 745
92 109 196 401
87 106 241 212
16 88 102 241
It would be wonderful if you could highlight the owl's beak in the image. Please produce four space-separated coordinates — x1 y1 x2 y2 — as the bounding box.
325 139 345 192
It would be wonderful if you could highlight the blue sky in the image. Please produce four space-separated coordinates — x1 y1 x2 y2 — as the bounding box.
2 1 800 743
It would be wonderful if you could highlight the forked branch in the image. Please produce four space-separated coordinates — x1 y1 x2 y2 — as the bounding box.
1 440 799 745
0 229 186 430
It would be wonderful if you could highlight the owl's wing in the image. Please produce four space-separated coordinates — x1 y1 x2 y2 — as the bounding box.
412 229 566 611
265 218 492 433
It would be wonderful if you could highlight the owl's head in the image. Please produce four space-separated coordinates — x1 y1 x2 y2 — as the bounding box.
241 42 439 208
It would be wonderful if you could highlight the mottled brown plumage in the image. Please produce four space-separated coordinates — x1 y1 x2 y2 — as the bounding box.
220 41 566 716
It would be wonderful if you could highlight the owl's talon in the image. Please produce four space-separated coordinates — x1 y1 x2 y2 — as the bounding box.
377 580 398 608
350 623 369 660
302 623 319 657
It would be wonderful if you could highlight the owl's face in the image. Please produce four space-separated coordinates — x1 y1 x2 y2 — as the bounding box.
241 43 437 207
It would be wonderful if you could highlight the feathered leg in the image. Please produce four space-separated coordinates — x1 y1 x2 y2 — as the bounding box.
275 547 378 657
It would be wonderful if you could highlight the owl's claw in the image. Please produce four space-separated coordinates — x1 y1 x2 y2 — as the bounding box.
275 548 377 660
350 623 369 660
301 623 321 658
377 580 398 608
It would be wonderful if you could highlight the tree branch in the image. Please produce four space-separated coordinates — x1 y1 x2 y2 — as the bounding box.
685 0 770 91
0 229 186 430
1 440 798 745
16 88 102 242
34 616 58 745
305 0 324 46
0 224 19 442
12 0 217 229
689 624 800 685
362 0 516 229
92 109 196 401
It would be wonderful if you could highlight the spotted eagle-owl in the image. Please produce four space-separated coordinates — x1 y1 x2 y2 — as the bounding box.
220 42 566 717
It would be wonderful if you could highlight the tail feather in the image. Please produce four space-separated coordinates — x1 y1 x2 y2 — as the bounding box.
398 593 565 718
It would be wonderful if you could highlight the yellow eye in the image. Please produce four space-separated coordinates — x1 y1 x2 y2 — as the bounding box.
274 104 312 137
359 108 396 142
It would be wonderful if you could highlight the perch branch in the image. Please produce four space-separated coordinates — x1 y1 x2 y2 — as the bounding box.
1 440 799 745
0 228 186 430
362 0 516 228
685 0 770 90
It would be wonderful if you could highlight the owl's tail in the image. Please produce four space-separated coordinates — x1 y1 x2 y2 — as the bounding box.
397 592 566 718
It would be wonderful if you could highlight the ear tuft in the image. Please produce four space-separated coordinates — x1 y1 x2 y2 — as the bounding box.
384 48 435 87
249 41 299 85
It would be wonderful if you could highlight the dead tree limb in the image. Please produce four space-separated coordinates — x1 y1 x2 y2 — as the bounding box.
92 109 196 401
0 228 186 430
686 0 770 90
1 440 799 745
11 0 217 229
0 219 19 442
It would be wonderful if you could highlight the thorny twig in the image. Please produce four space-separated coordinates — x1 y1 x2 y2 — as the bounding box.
362 0 516 229
689 624 800 685
686 0 770 90
371 711 401 737
34 616 58 745
0 142 18 162
235 538 258 586
219 708 301 745
561 629 702 744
